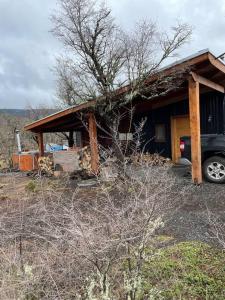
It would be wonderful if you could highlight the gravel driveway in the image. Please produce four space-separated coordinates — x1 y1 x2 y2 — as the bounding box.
161 165 225 246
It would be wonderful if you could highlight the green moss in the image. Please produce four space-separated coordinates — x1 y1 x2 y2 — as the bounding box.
141 241 225 299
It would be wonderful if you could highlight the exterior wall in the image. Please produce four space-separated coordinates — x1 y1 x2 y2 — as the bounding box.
96 117 135 149
200 92 225 134
135 91 225 158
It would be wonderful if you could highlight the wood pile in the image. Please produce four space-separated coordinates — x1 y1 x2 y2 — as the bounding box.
78 146 92 172
131 153 172 166
38 156 54 176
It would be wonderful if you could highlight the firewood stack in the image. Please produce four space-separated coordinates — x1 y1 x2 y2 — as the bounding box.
38 156 54 176
131 153 172 166
78 146 92 172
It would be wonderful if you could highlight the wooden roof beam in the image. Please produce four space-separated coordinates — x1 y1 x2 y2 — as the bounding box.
191 71 225 93
40 118 82 130
208 53 225 74
36 124 85 133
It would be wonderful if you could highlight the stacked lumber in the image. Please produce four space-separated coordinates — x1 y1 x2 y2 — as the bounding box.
38 156 54 176
131 153 171 166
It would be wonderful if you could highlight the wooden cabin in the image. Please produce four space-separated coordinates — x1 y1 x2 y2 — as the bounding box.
24 49 225 184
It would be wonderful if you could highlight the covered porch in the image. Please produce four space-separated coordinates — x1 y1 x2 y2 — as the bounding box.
25 101 99 174
24 50 225 184
134 51 225 184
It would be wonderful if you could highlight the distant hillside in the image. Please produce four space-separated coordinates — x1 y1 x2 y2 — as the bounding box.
0 109 58 119
0 109 30 117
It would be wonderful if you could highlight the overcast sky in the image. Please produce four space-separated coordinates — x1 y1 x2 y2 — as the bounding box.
0 0 225 109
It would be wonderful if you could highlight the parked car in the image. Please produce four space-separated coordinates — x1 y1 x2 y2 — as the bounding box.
179 134 225 183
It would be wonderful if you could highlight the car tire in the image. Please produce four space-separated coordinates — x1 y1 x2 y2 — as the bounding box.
203 156 225 184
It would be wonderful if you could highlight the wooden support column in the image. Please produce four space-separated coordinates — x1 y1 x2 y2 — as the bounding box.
37 132 44 157
188 77 202 184
88 112 99 174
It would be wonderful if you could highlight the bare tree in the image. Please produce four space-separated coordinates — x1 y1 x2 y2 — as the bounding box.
52 0 192 115
52 0 191 161
26 103 57 121
52 0 124 106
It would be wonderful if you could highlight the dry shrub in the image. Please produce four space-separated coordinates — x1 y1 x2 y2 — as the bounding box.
0 159 192 299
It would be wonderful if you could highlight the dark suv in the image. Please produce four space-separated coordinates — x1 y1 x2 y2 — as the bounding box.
180 134 225 183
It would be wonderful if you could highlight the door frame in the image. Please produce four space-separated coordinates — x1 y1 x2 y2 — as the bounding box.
171 114 189 162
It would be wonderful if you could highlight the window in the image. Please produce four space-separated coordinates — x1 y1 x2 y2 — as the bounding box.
119 132 133 141
155 124 166 142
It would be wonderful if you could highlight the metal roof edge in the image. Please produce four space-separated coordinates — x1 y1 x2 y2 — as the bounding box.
158 49 210 72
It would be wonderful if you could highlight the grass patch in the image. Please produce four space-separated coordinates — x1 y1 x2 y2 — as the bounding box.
141 241 225 299
25 180 37 193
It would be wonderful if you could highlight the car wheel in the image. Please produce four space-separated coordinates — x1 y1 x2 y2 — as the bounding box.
203 156 225 183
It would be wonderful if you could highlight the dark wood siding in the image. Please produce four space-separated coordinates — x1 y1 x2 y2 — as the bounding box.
200 92 224 134
135 91 225 158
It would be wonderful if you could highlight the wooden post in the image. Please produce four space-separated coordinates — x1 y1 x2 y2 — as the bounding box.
88 112 99 174
188 77 202 184
37 132 44 157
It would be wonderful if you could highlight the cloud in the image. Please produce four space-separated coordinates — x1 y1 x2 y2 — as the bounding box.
0 0 225 108
0 0 60 109
108 0 225 56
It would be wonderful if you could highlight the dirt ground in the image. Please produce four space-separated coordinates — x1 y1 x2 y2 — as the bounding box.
0 169 225 246
0 172 29 200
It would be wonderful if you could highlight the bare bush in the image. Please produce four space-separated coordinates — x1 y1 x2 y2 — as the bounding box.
0 158 193 299
207 210 225 249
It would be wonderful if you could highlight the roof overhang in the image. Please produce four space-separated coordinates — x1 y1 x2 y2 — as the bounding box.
25 50 225 133
24 100 96 133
